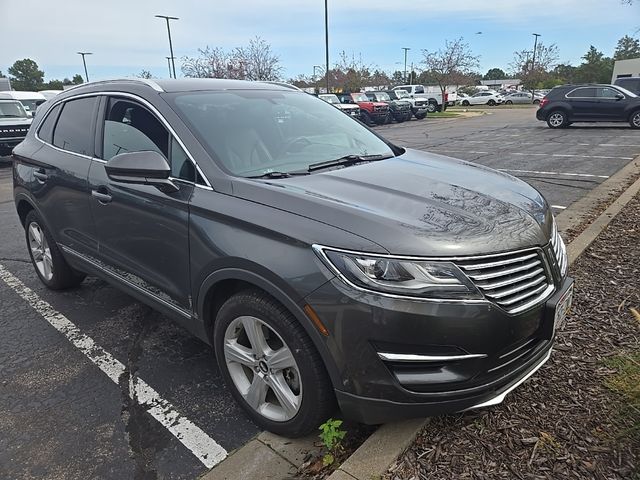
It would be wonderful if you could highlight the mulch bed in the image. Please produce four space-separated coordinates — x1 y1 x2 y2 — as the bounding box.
385 192 640 480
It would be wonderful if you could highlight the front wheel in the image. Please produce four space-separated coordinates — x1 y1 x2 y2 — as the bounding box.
461 100 470 107
24 210 86 290
547 110 569 129
505 100 513 105
487 99 496 106
426 102 437 113
213 290 335 437
415 112 427 120
629 110 640 129
360 111 374 127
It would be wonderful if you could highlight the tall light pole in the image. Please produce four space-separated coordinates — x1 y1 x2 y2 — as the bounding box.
402 47 410 84
77 52 92 82
531 33 541 103
166 57 174 78
324 0 330 93
156 15 179 79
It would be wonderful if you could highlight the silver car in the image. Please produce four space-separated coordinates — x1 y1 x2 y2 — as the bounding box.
503 91 542 105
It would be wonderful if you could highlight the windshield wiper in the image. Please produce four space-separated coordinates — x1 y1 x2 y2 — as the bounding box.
308 154 393 172
249 171 310 179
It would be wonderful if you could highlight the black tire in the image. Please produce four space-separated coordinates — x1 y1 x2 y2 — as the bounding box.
629 110 640 129
487 99 496 106
385 112 393 124
546 110 569 129
360 111 374 127
213 289 335 437
395 113 405 123
415 112 427 120
426 102 437 113
505 100 513 105
533 99 540 105
461 100 470 107
24 210 86 290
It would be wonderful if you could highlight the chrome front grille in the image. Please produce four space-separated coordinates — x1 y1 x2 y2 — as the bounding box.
550 222 568 278
455 249 553 314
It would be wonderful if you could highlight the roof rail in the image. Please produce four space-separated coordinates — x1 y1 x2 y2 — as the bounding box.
62 78 164 93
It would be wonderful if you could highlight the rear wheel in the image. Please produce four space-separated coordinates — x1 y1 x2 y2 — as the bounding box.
24 210 85 290
426 102 437 113
505 100 513 105
213 290 335 437
547 110 568 129
487 99 496 106
533 99 540 105
629 110 640 129
461 100 470 107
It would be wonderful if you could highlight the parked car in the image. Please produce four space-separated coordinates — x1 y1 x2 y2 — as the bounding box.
0 91 47 117
536 84 640 128
364 91 412 123
0 94 32 157
503 91 541 105
39 90 64 101
392 85 446 112
456 92 470 105
385 89 428 119
318 93 361 119
337 92 389 125
460 91 504 106
13 78 573 437
613 77 640 95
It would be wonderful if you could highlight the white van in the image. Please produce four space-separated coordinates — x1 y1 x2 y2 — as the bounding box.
0 91 47 117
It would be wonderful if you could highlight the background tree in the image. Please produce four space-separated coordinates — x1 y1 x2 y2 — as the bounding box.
614 35 640 60
483 67 506 80
574 46 613 83
235 36 282 81
136 70 154 79
0 71 5 78
71 74 84 84
7 59 44 91
510 42 558 92
390 70 405 85
421 37 479 109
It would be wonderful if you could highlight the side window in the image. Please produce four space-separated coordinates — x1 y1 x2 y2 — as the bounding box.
414 86 424 94
38 103 62 144
598 88 621 98
399 87 411 93
53 97 97 156
102 97 196 182
567 87 596 98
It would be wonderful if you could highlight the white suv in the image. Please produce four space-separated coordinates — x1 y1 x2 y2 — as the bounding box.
460 91 504 106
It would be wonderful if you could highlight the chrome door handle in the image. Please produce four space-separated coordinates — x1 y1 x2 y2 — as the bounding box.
91 189 112 203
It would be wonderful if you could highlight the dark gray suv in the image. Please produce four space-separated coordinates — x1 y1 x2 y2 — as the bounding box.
12 79 573 437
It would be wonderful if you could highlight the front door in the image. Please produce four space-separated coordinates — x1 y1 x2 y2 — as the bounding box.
596 87 629 121
566 87 599 120
88 95 199 315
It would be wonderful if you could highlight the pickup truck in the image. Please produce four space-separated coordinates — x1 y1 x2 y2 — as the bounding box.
385 89 428 119
392 85 447 112
318 94 361 119
364 91 412 123
337 92 389 126
0 96 32 158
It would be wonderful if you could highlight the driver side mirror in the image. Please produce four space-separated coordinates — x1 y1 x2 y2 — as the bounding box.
105 150 179 193
615 93 624 100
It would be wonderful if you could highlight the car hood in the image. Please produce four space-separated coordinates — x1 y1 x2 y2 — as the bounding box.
0 117 32 127
232 149 552 256
337 104 359 110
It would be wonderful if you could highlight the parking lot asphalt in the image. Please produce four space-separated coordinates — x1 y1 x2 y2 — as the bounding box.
1 108 639 480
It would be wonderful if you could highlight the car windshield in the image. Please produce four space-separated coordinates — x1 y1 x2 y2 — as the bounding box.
168 90 395 177
375 92 391 101
0 101 28 118
615 85 638 97
319 94 340 104
351 93 369 102
394 90 409 98
19 99 44 113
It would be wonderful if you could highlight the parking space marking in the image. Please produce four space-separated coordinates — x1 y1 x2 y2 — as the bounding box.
0 263 227 469
551 205 567 210
499 169 610 179
510 153 634 160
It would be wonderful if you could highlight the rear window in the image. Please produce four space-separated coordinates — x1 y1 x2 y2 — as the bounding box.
615 77 640 93
566 87 597 98
53 97 97 156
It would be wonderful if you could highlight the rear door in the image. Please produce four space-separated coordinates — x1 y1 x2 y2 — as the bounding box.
596 86 628 120
27 96 100 257
87 95 199 315
565 87 598 120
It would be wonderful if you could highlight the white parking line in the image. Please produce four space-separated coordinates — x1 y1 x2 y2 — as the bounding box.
0 264 227 469
511 153 634 160
551 205 567 210
498 169 610 179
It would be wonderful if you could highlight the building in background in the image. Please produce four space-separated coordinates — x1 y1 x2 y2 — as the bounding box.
480 79 522 91
612 58 640 81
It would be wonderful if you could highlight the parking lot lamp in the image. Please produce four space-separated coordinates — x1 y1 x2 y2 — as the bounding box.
166 57 174 78
531 33 541 103
402 47 410 84
324 0 330 93
156 15 179 79
77 52 92 82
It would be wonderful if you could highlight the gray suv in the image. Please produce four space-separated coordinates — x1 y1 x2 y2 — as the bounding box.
12 79 573 437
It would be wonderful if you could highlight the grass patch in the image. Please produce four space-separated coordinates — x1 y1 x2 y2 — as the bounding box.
427 111 460 118
604 350 640 447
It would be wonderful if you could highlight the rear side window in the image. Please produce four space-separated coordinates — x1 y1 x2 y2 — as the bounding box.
414 86 424 94
53 97 97 156
566 87 596 98
597 87 622 98
37 103 62 144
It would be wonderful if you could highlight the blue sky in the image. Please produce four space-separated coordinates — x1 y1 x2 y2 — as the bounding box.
1 0 637 82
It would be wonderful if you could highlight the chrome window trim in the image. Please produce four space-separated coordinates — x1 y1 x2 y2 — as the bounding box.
62 78 164 94
378 352 487 362
564 87 598 99
61 245 191 319
33 90 213 190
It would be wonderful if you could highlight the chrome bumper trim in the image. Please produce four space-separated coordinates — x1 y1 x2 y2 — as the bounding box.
378 352 487 362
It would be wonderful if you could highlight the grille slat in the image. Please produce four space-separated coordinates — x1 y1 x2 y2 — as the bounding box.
550 223 568 278
454 248 553 314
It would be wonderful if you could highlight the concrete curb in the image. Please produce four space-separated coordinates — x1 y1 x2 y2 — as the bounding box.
326 159 640 480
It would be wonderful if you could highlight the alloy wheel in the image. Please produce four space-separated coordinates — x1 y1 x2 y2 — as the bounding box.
28 222 53 281
632 112 640 128
549 112 565 127
223 315 302 422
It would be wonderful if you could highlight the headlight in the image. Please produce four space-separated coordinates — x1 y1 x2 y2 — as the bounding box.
314 246 482 300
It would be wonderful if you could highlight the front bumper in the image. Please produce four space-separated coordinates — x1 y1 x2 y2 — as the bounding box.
306 267 573 424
